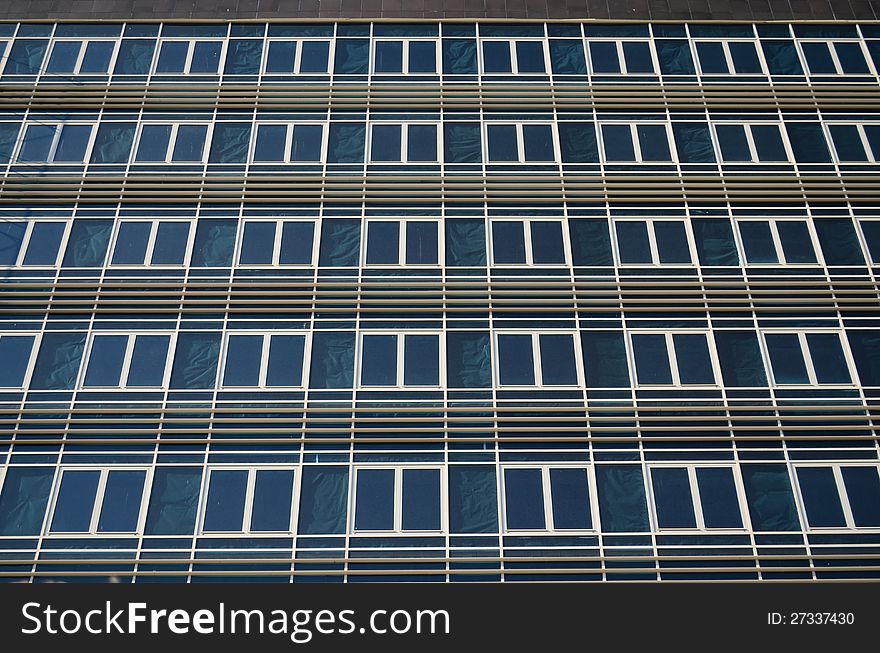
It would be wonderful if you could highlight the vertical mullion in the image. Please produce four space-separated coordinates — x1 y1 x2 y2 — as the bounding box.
689 467 706 530
542 467 554 531
89 469 110 534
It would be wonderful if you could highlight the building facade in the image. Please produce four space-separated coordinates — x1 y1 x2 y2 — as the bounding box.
1 6 880 582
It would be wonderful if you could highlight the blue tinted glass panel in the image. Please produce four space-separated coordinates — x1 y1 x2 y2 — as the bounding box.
22 222 65 265
112 221 151 265
637 124 671 161
266 335 305 387
842 467 880 527
539 334 577 385
673 334 715 384
254 125 286 161
622 41 653 72
371 124 401 161
504 469 545 529
729 41 762 72
835 42 869 73
0 335 35 387
829 124 867 161
135 125 172 161
355 469 394 530
766 333 809 384
654 221 691 263
716 124 751 161
696 41 728 73
80 41 114 72
97 471 146 533
279 222 314 264
751 125 787 161
190 41 222 72
805 333 851 384
51 471 100 532
652 468 697 528
46 41 81 73
299 41 330 72
375 41 403 72
18 124 55 162
550 468 591 530
127 335 170 387
797 467 846 527
602 124 635 161
530 221 565 264
404 334 439 386
487 124 518 161
482 41 511 72
498 334 535 385
696 468 743 528
405 221 438 264
361 335 398 386
739 221 778 264
366 221 399 264
171 125 207 161
861 221 880 263
492 221 526 263
802 42 836 73
515 41 545 72
776 221 817 264
266 41 296 72
0 222 26 265
151 222 190 265
223 335 263 386
402 469 441 530
240 221 276 265
589 41 620 72
522 124 554 161
633 334 673 384
408 41 436 73
83 335 127 387
251 470 295 532
615 221 652 263
291 125 322 161
406 124 437 161
155 41 188 72
203 470 248 531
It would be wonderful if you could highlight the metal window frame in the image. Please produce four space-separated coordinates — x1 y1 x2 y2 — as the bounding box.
108 217 197 267
759 329 858 388
626 329 722 389
350 464 447 535
792 463 880 532
43 38 121 76
371 38 440 75
219 330 311 389
500 463 598 534
0 331 41 390
362 218 443 267
356 330 445 389
610 217 698 266
132 121 215 164
251 122 328 164
262 38 335 75
153 38 228 75
479 38 551 75
585 38 660 75
732 217 825 267
78 331 177 390
493 330 584 389
234 218 319 267
488 218 571 267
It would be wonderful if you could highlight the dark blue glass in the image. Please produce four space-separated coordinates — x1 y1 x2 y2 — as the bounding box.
404 334 440 386
375 40 403 72
111 221 151 265
171 125 207 161
279 221 315 264
266 335 305 387
622 41 653 72
190 41 222 73
716 124 751 161
291 125 322 161
729 41 762 73
530 221 565 264
835 42 869 73
632 333 673 384
487 124 518 161
135 124 172 161
0 335 34 387
498 334 535 385
80 41 114 72
155 41 188 72
492 221 526 263
637 124 671 161
371 124 402 161
127 335 170 387
776 221 817 264
84 335 127 387
0 222 26 265
240 221 276 265
223 335 263 386
266 41 296 72
254 125 286 161
18 124 55 162
829 124 867 161
405 221 438 264
46 41 82 73
589 41 620 72
355 469 394 530
602 124 635 161
654 221 691 263
515 41 545 72
367 221 400 264
522 124 554 161
766 333 809 384
52 471 101 532
539 334 577 385
402 469 441 530
361 335 398 386
97 471 146 532
151 222 190 265
842 467 880 527
805 333 851 384
408 41 436 72
203 470 248 531
550 468 591 529
797 467 846 527
739 221 778 263
652 468 697 528
802 42 837 73
299 41 330 72
251 470 295 531
22 222 65 266
615 221 652 263
406 124 437 161
504 469 545 529
482 41 511 72
673 334 715 385
696 41 728 73
751 125 787 161
53 124 91 162
861 220 880 263
696 468 743 528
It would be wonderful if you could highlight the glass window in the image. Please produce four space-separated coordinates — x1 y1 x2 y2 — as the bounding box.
860 220 880 263
715 123 788 162
503 467 592 531
82 333 172 388
374 40 437 73
21 221 67 266
737 219 818 265
614 220 693 265
364 220 439 266
481 39 545 74
133 123 208 163
49 469 147 534
631 332 717 386
796 465 880 529
487 123 555 162
491 220 566 265
47 39 115 74
265 40 330 73
203 468 296 533
589 40 655 73
0 334 36 387
801 41 870 74
828 123 878 162
221 333 306 388
155 40 223 74
238 220 315 266
370 124 438 162
353 467 442 532
253 124 324 162
497 332 579 387
696 40 763 74
601 123 672 162
17 123 93 163
359 333 440 387
111 220 192 266
764 331 852 386
650 466 744 530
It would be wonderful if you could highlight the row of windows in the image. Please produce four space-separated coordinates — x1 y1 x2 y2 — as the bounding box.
3 31 880 78
3 119 875 166
0 328 869 391
4 216 880 269
2 463 878 537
